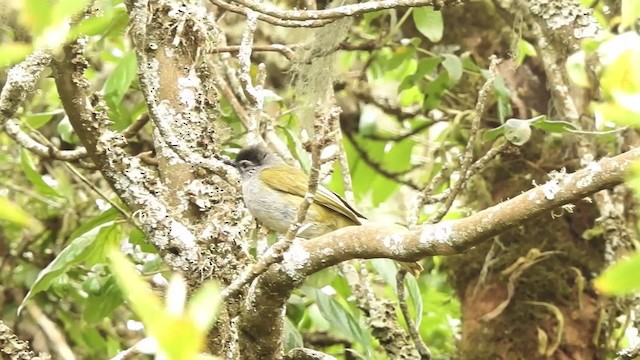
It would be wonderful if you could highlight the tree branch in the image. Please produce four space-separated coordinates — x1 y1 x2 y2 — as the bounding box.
217 0 460 25
298 148 639 267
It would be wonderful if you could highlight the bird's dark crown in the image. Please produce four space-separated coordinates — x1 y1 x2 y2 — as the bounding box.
235 145 269 167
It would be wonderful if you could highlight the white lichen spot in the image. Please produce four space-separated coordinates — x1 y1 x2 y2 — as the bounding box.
540 168 569 200
541 179 560 200
382 233 405 254
576 175 594 189
146 59 160 92
282 240 310 278
177 70 201 109
573 160 601 189
587 161 602 173
169 221 196 248
420 221 454 244
321 247 334 257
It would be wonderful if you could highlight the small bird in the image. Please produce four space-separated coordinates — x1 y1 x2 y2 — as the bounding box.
233 144 423 276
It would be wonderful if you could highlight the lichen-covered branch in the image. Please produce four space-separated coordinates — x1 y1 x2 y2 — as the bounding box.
0 51 51 122
209 0 462 27
0 320 51 360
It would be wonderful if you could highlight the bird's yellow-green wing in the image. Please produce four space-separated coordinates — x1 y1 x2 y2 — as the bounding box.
260 166 365 224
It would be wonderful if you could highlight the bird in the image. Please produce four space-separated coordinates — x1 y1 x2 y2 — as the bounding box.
232 144 423 276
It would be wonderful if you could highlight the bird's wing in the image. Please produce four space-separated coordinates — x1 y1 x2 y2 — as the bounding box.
260 166 365 224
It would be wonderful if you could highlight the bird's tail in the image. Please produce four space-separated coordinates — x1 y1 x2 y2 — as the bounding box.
398 261 423 277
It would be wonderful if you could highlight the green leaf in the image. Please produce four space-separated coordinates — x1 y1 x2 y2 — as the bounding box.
104 51 137 130
384 46 416 72
284 318 304 351
0 197 43 230
442 54 463 84
491 74 512 121
399 57 441 91
25 109 65 128
566 51 590 87
0 43 33 68
406 276 423 327
85 222 122 265
20 149 63 198
51 0 92 31
83 275 124 324
515 38 537 65
69 207 121 240
372 139 414 205
422 71 449 110
349 138 385 202
595 251 640 295
22 0 53 35
484 124 505 142
108 250 164 329
412 7 443 42
19 222 119 314
57 116 78 144
309 289 371 349
71 5 128 38
129 227 157 253
530 119 578 133
371 259 399 292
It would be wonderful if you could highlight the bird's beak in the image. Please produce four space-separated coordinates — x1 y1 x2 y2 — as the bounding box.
223 158 237 167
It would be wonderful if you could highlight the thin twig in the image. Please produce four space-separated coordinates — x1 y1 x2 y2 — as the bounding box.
61 161 131 217
213 0 459 26
419 142 510 206
26 304 76 360
121 113 150 139
215 44 295 60
4 119 89 161
397 270 431 359
345 131 420 190
428 56 500 224
237 11 261 106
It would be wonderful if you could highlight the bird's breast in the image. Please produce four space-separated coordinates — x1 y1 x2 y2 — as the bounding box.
241 176 349 238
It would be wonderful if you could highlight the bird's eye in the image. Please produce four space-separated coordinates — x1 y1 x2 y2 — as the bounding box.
239 160 252 169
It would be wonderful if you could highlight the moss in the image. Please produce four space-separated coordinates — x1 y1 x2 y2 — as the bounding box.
445 182 605 359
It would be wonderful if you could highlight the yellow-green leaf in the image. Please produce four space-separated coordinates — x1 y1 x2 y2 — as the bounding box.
108 250 164 328
412 7 443 43
0 43 33 68
595 251 640 295
0 196 42 229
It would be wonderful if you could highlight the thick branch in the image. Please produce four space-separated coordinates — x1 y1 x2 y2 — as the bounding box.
298 148 639 269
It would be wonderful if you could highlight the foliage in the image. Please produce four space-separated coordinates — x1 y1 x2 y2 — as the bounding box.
2 0 640 359
567 0 640 298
